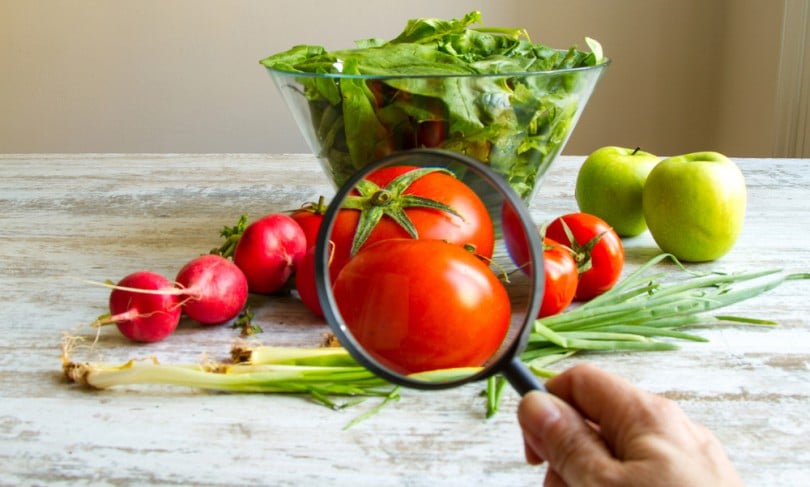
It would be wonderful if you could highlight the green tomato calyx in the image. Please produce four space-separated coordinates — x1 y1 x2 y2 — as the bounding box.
342 167 464 256
547 218 606 275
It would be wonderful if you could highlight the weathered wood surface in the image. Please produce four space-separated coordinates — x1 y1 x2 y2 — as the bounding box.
0 154 808 486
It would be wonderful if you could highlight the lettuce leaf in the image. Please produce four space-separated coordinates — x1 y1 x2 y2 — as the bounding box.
260 11 606 199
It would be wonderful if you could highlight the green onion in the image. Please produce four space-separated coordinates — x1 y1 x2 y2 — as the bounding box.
232 345 360 367
62 254 808 422
63 343 395 415
63 342 471 424
483 254 809 417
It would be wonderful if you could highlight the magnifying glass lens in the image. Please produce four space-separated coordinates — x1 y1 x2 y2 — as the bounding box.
315 149 544 390
332 238 511 375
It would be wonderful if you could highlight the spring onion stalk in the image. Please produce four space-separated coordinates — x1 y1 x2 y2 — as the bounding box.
63 254 807 422
231 345 360 367
483 255 810 416
63 341 474 421
236 344 485 383
63 342 395 414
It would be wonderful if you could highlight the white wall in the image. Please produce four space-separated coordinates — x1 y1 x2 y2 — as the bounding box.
0 0 794 156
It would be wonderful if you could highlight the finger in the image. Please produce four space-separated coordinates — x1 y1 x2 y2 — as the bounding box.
545 363 688 458
545 363 641 419
522 432 545 465
518 390 616 484
543 468 567 487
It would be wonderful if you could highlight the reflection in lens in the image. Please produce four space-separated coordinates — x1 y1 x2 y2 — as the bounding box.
316 149 543 390
502 201 533 275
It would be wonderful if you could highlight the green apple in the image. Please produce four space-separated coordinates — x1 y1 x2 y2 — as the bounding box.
642 151 746 262
575 146 661 237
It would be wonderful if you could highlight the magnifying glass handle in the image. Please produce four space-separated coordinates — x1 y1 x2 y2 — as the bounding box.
503 357 547 395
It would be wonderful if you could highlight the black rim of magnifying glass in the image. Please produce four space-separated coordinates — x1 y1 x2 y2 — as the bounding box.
314 148 545 391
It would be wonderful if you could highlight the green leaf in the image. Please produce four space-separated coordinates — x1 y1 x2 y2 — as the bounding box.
585 37 604 64
388 11 482 45
342 167 464 255
259 12 606 198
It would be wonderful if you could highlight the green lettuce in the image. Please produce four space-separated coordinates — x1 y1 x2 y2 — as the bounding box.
261 11 607 199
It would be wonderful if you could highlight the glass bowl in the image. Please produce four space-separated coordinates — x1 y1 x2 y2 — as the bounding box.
266 62 609 203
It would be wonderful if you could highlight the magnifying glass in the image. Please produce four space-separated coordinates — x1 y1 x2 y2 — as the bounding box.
314 149 545 394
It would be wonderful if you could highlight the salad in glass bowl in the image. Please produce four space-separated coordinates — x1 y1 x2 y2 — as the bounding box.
261 11 609 202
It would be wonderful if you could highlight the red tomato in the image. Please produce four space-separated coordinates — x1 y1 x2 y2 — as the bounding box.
500 205 578 316
294 243 341 318
546 213 624 301
417 121 448 148
294 245 322 317
332 239 510 375
538 238 579 317
328 165 494 275
290 197 331 316
290 196 328 248
501 201 532 273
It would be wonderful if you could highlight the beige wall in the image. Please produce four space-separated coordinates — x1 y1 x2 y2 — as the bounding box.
527 0 784 157
0 0 794 156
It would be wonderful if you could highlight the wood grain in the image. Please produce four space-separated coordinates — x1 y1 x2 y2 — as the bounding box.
1 154 808 486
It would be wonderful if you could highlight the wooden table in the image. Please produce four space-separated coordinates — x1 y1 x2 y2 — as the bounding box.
1 154 808 486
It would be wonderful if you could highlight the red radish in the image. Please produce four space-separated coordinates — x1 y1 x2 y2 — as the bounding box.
233 213 307 294
105 271 182 343
175 254 248 325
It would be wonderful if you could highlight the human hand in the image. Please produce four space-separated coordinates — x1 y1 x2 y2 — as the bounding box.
517 363 743 486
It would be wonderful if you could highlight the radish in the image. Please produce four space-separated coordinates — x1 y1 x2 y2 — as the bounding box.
101 271 182 343
233 213 306 294
175 254 248 325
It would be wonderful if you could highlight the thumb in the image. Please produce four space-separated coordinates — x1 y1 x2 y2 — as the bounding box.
518 391 616 483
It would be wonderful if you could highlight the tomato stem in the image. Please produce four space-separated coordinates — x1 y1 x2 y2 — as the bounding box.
341 167 465 256
370 190 393 206
550 216 604 274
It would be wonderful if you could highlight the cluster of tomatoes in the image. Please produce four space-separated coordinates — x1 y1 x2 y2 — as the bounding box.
288 166 508 373
94 164 623 359
206 165 626 373
284 167 624 358
254 166 626 322
538 213 624 316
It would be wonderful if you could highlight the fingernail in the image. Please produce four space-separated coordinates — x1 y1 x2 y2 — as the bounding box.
521 391 562 436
